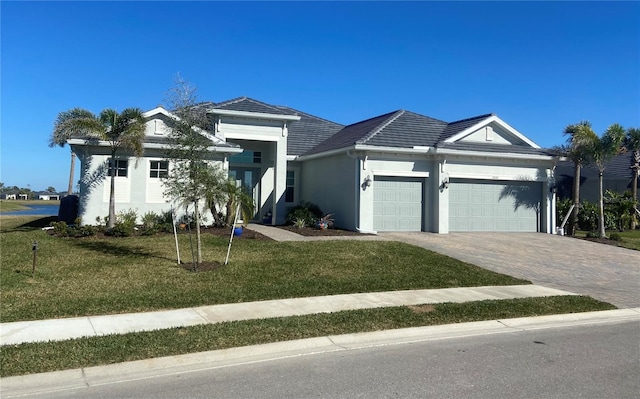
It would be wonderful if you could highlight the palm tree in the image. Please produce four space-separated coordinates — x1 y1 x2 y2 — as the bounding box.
562 121 597 236
50 108 97 195
590 124 626 238
625 127 640 229
50 107 146 228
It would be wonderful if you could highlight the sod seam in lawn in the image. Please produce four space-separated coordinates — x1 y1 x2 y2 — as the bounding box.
0 296 616 377
1 216 530 322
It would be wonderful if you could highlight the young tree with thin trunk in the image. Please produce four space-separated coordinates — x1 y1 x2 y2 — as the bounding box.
162 76 227 266
50 107 146 228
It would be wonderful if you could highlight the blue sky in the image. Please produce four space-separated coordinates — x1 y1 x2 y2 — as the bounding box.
2 1 639 192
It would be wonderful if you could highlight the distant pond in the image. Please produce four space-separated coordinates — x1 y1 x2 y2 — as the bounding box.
2 204 59 216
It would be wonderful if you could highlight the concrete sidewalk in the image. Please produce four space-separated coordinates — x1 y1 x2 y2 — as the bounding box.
3 308 639 399
0 285 575 346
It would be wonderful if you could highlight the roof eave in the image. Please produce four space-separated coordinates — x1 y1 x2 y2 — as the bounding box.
434 147 556 162
67 139 242 154
207 108 301 122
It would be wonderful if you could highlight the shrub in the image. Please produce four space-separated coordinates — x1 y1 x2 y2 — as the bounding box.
585 231 599 238
609 233 622 241
286 202 323 227
73 224 99 237
50 221 70 237
293 217 307 229
108 209 138 237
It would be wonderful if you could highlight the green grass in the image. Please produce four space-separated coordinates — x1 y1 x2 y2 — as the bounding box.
575 229 640 251
1 216 529 322
0 295 615 377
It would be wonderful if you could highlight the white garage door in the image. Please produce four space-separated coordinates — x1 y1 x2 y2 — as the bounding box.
449 179 541 232
373 176 423 231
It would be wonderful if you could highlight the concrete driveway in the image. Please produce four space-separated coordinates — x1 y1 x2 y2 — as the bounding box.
379 232 640 309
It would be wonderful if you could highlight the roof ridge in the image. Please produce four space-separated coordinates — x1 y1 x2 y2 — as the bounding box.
357 110 405 144
212 96 248 107
243 97 293 114
275 105 344 127
402 110 448 125
448 113 494 125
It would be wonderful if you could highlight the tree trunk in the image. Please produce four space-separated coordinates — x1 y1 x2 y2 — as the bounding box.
570 162 581 236
632 161 639 230
598 170 606 238
107 153 116 229
67 150 76 195
194 201 202 264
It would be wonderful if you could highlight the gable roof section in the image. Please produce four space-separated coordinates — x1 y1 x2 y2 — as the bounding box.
442 114 540 148
274 105 344 156
439 114 494 142
210 97 295 116
304 111 402 155
305 110 450 155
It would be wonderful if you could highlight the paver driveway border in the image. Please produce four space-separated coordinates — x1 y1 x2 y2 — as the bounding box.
379 232 640 309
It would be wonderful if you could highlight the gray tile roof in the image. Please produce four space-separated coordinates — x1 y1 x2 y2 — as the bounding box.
197 97 548 158
439 114 494 142
209 97 295 116
556 152 636 179
274 105 344 156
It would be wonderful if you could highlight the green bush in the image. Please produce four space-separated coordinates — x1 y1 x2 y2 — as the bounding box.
585 231 599 238
50 221 70 237
609 233 622 241
108 209 138 237
286 202 323 227
72 224 99 237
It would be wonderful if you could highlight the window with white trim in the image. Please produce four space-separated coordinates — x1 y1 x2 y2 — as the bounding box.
149 161 169 178
108 159 128 177
286 170 295 203
230 151 262 164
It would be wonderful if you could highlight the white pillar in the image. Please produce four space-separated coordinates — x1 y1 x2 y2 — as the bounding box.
272 138 288 225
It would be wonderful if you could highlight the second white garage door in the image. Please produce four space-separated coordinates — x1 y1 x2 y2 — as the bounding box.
449 179 542 232
373 176 423 232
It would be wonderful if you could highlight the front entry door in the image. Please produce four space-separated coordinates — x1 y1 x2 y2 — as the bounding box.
228 167 260 221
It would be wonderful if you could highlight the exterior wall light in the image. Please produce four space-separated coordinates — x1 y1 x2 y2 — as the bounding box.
441 176 450 189
364 175 372 187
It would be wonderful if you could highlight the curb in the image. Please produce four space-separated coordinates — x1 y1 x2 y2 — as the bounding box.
2 308 638 398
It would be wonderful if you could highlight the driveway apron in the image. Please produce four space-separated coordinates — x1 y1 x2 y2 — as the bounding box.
380 232 640 309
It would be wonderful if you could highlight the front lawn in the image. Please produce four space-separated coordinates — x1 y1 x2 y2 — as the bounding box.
1 216 529 322
575 229 640 251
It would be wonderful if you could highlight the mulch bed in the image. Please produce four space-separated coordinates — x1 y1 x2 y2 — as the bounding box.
199 226 273 240
276 225 370 237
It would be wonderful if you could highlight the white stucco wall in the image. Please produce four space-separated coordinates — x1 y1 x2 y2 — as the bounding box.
75 147 224 225
300 154 357 230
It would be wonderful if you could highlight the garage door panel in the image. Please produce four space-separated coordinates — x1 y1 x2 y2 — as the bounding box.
450 179 541 232
373 176 424 232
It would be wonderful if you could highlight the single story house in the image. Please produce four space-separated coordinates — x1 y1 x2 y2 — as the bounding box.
1 194 17 200
37 192 61 201
69 97 560 233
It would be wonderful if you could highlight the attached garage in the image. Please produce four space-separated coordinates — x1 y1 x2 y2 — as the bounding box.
373 176 424 231
449 179 542 232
